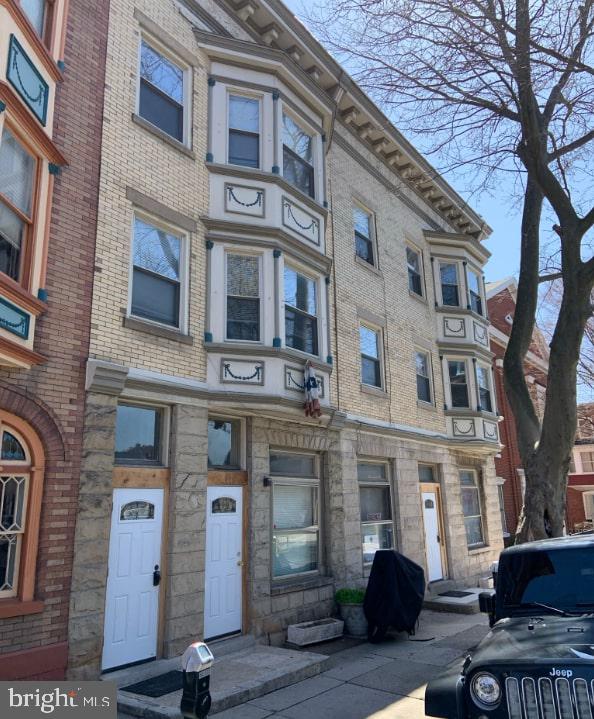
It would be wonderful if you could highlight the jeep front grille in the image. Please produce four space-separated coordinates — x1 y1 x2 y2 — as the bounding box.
506 676 594 719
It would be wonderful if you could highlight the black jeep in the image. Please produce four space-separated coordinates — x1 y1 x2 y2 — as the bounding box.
425 534 594 718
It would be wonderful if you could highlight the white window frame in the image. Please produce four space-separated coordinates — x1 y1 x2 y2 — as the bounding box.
127 211 189 334
269 450 321 581
460 469 485 548
407 244 424 297
226 90 262 170
283 262 320 358
357 460 394 565
281 107 318 200
360 322 384 389
224 250 263 344
415 349 434 405
136 33 192 147
438 260 461 307
353 201 377 267
477 363 494 413
581 451 594 473
467 265 484 316
447 357 471 409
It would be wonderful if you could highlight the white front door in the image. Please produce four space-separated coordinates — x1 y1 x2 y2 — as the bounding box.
204 486 243 640
422 490 444 582
102 488 163 671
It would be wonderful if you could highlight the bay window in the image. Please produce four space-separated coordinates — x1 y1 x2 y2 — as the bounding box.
460 470 484 547
0 127 35 284
477 365 493 412
360 324 382 388
270 452 319 579
226 253 260 341
284 266 318 355
354 206 374 265
440 262 459 306
468 269 483 315
139 39 185 142
448 360 469 408
282 113 314 198
228 95 260 168
358 462 393 564
131 217 182 328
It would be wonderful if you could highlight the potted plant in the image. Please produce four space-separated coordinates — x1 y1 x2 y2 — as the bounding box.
335 588 367 638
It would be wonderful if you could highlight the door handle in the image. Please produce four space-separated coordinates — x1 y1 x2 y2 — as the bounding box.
237 560 243 567
153 564 161 587
436 535 441 544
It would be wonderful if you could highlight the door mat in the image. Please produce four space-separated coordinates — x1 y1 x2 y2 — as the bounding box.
121 670 183 697
438 590 474 598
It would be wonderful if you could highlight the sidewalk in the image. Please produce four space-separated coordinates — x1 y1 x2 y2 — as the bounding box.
119 610 489 719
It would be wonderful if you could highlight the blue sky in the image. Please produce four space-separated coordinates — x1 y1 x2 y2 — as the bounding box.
284 0 522 282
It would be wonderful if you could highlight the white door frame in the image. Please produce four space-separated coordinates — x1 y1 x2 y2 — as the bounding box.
102 488 164 671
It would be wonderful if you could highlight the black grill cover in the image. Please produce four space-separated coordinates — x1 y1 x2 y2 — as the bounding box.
363 550 425 642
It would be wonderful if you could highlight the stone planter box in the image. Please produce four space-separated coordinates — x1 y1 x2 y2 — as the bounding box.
287 617 344 646
338 603 368 638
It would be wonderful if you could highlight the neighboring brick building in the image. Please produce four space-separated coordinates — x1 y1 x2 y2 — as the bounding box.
0 0 108 678
68 0 505 679
566 403 594 531
486 277 549 541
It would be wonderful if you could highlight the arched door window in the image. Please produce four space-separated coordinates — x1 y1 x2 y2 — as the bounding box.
0 411 44 603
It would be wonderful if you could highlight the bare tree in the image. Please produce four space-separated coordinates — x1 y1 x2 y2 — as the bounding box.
305 0 594 540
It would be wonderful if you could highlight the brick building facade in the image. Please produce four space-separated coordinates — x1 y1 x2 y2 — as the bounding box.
0 0 109 679
486 278 549 540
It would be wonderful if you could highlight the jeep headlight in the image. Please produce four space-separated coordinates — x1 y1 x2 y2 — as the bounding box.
470 672 501 707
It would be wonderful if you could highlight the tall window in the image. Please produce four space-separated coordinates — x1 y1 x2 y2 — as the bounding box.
208 419 240 469
226 254 260 341
0 128 35 283
415 351 432 403
497 484 508 535
354 206 374 265
282 113 314 198
440 263 459 306
582 451 594 473
468 269 483 315
358 462 393 564
20 0 46 36
270 452 319 579
407 247 423 296
131 217 182 327
460 470 484 547
284 267 318 355
228 95 259 168
115 404 162 465
477 365 493 412
360 325 382 387
448 360 469 408
139 40 185 142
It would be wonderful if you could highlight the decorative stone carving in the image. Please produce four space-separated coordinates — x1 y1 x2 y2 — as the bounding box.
284 365 325 398
0 296 29 339
7 35 49 125
483 420 499 441
225 183 265 217
443 317 466 338
473 321 489 346
220 358 265 385
452 418 476 437
282 197 320 245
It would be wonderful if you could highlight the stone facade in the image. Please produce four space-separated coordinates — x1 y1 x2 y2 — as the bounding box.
68 0 504 678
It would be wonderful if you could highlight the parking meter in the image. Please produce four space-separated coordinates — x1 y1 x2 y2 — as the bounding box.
180 641 214 719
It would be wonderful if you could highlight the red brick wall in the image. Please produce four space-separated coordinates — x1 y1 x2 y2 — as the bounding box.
0 0 109 679
566 487 587 531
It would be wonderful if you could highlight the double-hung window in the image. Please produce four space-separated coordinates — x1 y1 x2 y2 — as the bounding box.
407 247 423 296
460 470 484 547
477 365 493 412
114 403 163 466
448 360 469 408
226 254 260 342
468 269 483 315
440 263 459 306
582 452 594 473
139 40 185 142
20 0 46 36
284 267 318 355
0 128 35 285
358 462 394 564
270 452 319 579
415 351 432 403
282 113 314 198
228 95 260 168
354 206 374 265
360 325 382 388
131 217 182 328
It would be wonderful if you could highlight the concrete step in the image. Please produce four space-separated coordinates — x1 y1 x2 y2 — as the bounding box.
423 587 492 615
425 579 457 597
114 644 329 719
208 632 256 658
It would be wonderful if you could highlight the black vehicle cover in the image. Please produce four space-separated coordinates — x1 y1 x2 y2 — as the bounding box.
364 550 425 642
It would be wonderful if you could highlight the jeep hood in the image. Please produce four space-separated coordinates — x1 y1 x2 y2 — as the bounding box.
470 616 594 667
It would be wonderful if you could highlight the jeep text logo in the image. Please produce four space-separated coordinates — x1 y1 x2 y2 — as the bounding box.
550 667 574 678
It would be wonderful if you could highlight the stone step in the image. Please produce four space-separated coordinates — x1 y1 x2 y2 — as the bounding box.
208 632 256 658
423 587 491 615
425 579 457 597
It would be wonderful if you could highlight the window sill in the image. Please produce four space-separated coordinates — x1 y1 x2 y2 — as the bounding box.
271 574 334 596
354 255 381 276
0 274 47 317
409 289 427 305
0 599 44 619
204 341 333 372
468 545 491 555
131 114 195 159
417 399 436 412
123 316 194 345
361 383 388 398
